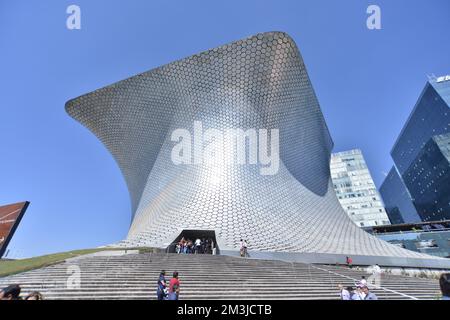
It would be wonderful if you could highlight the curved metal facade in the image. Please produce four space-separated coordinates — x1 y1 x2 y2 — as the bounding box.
66 32 450 268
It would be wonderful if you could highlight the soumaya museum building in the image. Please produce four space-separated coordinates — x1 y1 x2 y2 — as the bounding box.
66 32 450 269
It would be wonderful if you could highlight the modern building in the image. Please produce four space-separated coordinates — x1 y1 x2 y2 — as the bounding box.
66 32 450 268
381 75 450 223
330 149 390 228
380 167 421 224
369 220 450 259
403 133 450 221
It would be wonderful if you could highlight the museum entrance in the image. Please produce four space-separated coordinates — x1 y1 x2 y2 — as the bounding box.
167 229 219 255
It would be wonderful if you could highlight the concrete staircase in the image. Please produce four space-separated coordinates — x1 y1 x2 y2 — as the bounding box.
315 264 441 300
0 252 442 300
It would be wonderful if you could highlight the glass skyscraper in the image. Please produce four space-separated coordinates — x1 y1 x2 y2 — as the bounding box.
391 76 450 175
381 75 450 223
330 149 391 227
402 133 450 221
380 167 421 224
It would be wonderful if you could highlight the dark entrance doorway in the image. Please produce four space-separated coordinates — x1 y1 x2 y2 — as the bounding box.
167 229 219 254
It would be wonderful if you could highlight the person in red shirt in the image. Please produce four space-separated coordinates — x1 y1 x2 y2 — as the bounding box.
346 256 353 268
168 271 180 300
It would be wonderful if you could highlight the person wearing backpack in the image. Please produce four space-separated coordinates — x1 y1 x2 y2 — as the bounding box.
156 270 167 300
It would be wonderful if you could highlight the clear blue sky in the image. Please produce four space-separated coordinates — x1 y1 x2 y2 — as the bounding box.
1 0 449 258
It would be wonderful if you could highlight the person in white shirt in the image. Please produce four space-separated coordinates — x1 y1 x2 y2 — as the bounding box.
338 284 351 300
194 238 201 254
239 239 248 257
211 240 216 255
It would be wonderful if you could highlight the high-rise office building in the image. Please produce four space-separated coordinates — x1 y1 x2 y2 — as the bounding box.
402 132 450 221
330 149 391 227
380 167 421 224
381 75 450 222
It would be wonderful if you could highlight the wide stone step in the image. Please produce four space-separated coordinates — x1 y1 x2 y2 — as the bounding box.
0 253 441 300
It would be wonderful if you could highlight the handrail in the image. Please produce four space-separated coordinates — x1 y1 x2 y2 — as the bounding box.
374 228 450 236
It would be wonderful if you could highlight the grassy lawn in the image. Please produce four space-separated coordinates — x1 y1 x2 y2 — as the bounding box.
0 247 156 277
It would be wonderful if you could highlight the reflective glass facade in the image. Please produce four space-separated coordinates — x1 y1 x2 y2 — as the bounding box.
404 133 450 221
375 230 450 259
380 167 421 224
370 220 450 258
382 76 450 223
391 80 450 175
330 149 391 227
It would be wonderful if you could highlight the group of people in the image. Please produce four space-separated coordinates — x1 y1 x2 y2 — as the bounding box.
176 237 216 255
339 276 378 300
3 271 450 301
240 239 249 257
339 262 383 300
156 270 180 300
0 284 43 300
339 272 450 301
